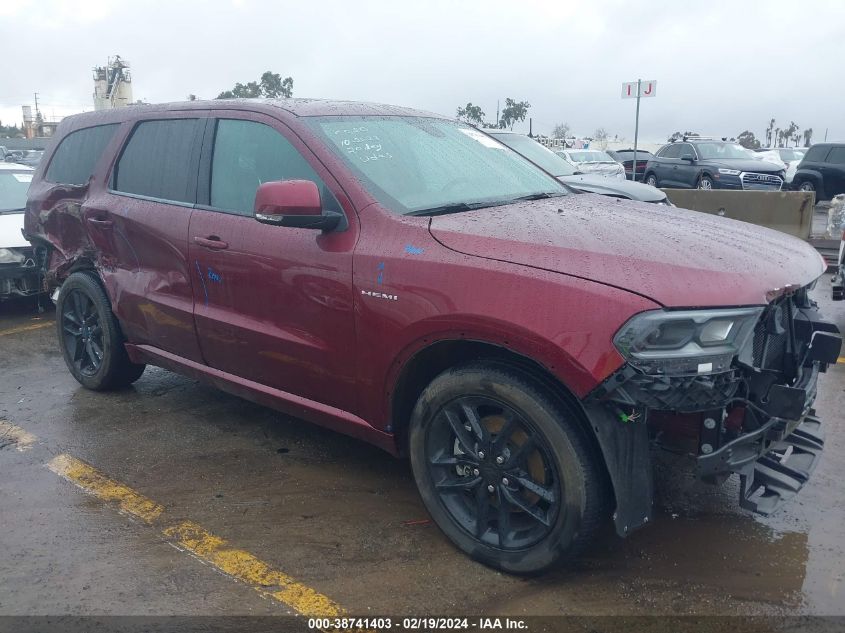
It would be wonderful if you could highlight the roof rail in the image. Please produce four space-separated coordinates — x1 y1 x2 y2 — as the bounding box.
682 134 717 141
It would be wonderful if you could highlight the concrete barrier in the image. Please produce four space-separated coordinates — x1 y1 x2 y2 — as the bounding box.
661 189 815 240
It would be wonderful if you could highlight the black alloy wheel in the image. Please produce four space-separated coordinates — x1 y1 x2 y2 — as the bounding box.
56 272 145 390
61 289 105 377
426 395 561 550
409 363 609 574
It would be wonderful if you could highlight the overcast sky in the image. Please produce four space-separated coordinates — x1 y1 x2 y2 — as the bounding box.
1 0 842 144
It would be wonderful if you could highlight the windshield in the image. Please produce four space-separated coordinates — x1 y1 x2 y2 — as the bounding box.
696 142 754 160
565 150 614 163
778 148 805 161
308 117 566 215
0 170 32 213
489 133 575 177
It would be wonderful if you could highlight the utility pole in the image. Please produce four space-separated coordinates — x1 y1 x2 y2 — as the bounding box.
34 92 40 118
496 100 500 129
632 79 641 182
529 117 533 138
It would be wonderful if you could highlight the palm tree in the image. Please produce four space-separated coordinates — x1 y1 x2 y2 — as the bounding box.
766 118 776 146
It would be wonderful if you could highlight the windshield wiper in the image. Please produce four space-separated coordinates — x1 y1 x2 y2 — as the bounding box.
509 192 566 202
406 202 492 217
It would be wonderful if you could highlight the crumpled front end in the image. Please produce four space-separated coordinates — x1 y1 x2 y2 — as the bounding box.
586 284 841 535
0 245 47 300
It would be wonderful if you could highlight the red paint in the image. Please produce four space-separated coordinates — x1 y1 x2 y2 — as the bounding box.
255 180 321 216
24 100 825 455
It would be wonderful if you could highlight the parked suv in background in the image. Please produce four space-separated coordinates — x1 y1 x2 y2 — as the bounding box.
792 143 845 201
607 149 654 181
25 100 840 574
644 138 785 190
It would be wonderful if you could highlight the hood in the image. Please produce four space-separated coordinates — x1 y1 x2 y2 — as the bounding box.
0 212 28 248
560 174 666 202
428 194 824 307
708 158 783 173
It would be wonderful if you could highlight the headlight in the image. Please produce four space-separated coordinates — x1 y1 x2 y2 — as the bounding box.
0 248 25 264
613 308 763 375
718 168 741 176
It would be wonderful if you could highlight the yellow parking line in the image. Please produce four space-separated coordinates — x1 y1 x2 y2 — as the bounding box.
0 321 53 337
48 454 165 524
0 420 37 451
838 357 845 364
165 521 343 617
45 451 343 617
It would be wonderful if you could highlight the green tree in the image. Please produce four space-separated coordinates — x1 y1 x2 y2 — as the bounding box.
765 118 776 146
499 98 530 130
217 71 293 99
456 102 486 127
667 131 697 142
552 123 569 139
803 128 813 146
736 130 761 150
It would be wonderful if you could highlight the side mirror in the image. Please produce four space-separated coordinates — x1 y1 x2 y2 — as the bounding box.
680 154 696 162
254 180 342 231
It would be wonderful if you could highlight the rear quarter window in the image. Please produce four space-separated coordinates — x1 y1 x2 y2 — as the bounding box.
826 147 845 164
45 123 119 185
113 119 202 203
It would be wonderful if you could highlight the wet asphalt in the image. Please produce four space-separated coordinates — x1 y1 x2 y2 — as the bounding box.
0 277 843 618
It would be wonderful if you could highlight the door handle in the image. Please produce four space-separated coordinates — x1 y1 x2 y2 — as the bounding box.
86 217 113 228
194 236 229 250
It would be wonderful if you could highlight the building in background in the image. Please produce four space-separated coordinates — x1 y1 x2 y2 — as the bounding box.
21 104 61 139
93 56 133 110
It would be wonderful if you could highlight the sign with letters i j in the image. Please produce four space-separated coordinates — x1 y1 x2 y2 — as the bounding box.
622 80 657 98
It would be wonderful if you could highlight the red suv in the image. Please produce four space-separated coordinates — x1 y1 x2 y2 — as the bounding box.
25 100 841 574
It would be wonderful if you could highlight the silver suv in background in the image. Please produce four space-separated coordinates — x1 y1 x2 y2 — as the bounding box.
488 131 670 204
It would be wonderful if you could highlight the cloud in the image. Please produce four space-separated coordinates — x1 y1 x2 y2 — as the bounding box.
0 0 841 143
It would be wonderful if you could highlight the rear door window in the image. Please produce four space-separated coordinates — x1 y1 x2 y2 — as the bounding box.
45 123 118 185
209 119 340 215
113 119 202 203
826 147 845 164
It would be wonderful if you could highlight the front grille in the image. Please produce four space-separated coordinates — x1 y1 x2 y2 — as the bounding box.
741 172 783 190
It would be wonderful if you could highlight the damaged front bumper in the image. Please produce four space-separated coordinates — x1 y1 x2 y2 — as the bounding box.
0 254 44 300
585 287 841 536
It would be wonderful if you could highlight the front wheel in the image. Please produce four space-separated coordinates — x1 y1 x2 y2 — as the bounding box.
645 173 658 187
698 175 714 190
408 364 608 574
56 272 146 390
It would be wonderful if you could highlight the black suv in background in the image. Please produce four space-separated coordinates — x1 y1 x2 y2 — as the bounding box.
792 143 845 201
644 138 785 191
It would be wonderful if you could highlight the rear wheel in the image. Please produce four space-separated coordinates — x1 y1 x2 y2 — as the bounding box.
408 363 608 574
57 272 145 390
645 173 658 187
798 180 815 193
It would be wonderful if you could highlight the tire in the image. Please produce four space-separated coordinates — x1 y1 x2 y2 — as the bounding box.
408 363 608 574
56 272 145 390
698 175 714 190
645 173 658 187
798 180 815 193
